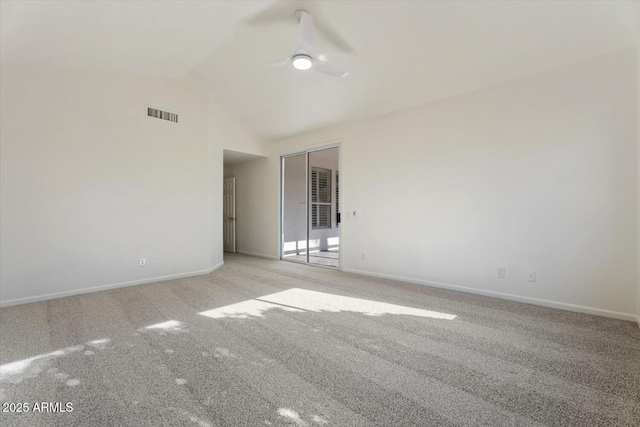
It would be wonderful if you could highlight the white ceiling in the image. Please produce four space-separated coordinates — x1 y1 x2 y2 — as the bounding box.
2 1 638 141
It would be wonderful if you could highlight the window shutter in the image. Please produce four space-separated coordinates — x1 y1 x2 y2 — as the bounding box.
311 167 331 228
312 204 318 227
318 170 330 203
312 169 318 202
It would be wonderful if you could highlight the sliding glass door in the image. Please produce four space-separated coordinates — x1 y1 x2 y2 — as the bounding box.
281 147 340 268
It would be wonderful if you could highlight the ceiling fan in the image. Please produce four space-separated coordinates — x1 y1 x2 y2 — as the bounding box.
260 10 349 78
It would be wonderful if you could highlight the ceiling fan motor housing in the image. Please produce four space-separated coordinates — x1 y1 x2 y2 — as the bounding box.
292 54 313 70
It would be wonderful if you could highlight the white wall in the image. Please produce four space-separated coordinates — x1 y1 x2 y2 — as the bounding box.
0 64 224 306
637 41 640 326
214 103 268 158
236 49 638 320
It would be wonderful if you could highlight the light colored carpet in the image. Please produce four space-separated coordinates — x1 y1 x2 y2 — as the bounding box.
283 251 340 267
1 253 639 426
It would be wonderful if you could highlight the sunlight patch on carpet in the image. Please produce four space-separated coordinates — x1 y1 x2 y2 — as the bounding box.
278 408 309 427
199 288 456 320
0 345 84 384
141 320 186 333
199 299 304 319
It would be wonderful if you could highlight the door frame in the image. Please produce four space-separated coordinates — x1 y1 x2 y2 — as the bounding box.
279 142 342 269
223 177 236 253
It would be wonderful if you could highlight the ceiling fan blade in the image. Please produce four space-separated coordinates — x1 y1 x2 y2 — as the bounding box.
313 58 349 77
258 56 292 69
296 11 314 54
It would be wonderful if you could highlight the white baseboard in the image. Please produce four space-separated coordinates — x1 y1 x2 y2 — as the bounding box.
0 261 225 308
235 250 279 260
343 268 638 323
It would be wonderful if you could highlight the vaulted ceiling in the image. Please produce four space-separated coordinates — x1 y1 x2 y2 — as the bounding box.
2 0 638 141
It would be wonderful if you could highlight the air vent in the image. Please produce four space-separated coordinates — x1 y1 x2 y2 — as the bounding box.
147 106 178 123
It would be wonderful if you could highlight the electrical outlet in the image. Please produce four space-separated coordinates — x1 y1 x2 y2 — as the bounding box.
496 267 505 278
527 270 536 282
139 258 146 267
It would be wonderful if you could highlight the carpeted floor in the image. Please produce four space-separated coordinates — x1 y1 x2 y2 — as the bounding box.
1 254 639 426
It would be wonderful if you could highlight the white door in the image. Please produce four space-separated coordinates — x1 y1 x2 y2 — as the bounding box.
223 177 236 253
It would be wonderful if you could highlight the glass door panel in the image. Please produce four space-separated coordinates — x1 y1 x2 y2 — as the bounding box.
308 148 340 267
282 154 308 263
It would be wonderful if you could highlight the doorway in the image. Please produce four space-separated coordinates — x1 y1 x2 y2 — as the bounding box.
223 149 266 255
281 146 340 268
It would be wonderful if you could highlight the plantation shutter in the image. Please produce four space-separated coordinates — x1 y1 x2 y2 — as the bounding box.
311 168 331 228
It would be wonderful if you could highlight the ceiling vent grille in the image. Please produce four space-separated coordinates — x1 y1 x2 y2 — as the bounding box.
147 106 178 123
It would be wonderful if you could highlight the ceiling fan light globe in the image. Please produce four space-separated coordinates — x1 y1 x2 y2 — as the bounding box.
292 55 313 71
